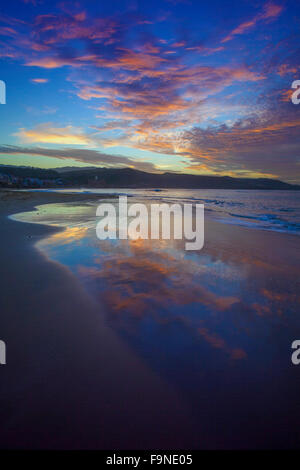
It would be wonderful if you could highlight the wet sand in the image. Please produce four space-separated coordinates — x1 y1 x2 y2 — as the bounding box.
0 190 198 449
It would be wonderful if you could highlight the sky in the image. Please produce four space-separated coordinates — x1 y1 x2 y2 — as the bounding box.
0 0 299 183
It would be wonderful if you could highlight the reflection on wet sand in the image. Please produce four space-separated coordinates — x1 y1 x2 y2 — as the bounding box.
76 238 246 361
47 226 89 245
12 200 300 448
25 202 299 368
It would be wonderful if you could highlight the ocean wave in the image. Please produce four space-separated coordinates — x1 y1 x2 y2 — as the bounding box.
226 212 300 234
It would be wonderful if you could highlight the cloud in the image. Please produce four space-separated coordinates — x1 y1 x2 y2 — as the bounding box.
26 56 83 68
222 2 283 43
0 2 298 182
0 26 18 36
15 124 94 145
31 11 117 45
178 111 300 182
0 144 158 172
30 77 48 83
74 64 263 150
91 121 133 131
277 64 298 77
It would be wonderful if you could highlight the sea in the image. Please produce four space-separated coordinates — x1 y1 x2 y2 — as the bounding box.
23 188 300 234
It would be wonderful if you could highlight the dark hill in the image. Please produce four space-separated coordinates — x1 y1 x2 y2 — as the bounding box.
0 165 299 190
60 167 299 190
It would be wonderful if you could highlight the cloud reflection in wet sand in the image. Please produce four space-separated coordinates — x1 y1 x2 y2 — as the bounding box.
31 207 300 368
15 202 300 365
13 199 300 447
75 237 248 360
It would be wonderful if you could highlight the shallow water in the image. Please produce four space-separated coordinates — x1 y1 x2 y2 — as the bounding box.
26 188 300 234
11 194 300 448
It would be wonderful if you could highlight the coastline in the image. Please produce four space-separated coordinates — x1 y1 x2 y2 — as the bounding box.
0 190 198 449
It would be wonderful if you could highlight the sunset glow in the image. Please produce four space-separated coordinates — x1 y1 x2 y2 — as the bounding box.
0 0 299 182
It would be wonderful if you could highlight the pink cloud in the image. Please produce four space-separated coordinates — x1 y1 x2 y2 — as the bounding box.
222 2 283 43
30 77 48 83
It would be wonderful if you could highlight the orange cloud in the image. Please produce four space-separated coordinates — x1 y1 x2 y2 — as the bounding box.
277 64 298 77
15 124 93 145
222 2 283 43
26 56 83 68
30 78 48 83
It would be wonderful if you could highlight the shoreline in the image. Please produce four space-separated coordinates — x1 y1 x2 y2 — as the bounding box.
5 188 299 271
7 187 300 238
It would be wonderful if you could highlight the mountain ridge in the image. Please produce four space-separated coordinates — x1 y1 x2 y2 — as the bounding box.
0 165 299 190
